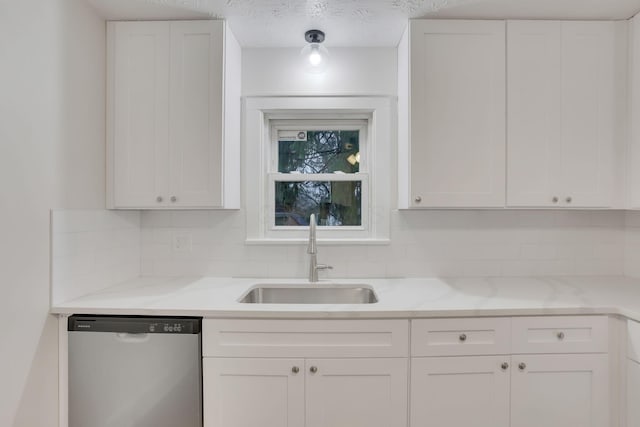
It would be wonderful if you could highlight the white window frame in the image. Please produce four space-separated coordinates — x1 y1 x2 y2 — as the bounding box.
268 120 368 238
244 96 392 244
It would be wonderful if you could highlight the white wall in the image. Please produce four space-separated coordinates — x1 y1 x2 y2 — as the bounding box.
140 210 625 277
135 47 626 279
51 210 141 305
242 47 397 96
0 1 106 425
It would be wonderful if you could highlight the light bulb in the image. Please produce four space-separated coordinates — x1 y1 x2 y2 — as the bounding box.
308 44 323 66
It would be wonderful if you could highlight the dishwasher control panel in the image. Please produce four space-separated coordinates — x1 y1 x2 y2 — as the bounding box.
68 315 202 334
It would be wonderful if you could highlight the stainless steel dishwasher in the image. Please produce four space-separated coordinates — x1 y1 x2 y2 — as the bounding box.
68 315 202 427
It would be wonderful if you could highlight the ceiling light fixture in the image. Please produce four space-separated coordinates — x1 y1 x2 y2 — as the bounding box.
301 29 329 72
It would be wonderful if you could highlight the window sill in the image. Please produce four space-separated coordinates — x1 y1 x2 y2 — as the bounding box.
245 238 391 246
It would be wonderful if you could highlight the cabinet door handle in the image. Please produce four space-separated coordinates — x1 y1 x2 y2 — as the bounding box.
565 196 572 203
414 196 422 203
170 196 177 203
459 333 467 342
309 366 318 374
552 196 559 203
557 331 565 340
501 362 509 371
518 362 526 371
291 366 299 374
156 196 163 203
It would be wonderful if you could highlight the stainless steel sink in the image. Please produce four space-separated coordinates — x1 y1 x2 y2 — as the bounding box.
238 285 378 304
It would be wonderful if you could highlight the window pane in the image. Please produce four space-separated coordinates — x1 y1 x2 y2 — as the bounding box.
278 130 360 174
275 181 361 226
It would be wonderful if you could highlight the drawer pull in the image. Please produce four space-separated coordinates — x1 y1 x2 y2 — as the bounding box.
557 331 565 340
310 366 318 374
291 366 299 374
459 333 467 342
501 362 509 370
518 362 526 371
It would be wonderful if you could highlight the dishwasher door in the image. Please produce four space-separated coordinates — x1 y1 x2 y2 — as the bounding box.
68 315 202 427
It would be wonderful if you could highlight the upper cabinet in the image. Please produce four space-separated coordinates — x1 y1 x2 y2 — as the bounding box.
399 20 506 208
399 19 627 209
629 15 640 209
507 21 623 208
107 20 241 209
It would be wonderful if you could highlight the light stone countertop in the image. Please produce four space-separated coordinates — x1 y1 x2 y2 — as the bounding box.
50 275 640 321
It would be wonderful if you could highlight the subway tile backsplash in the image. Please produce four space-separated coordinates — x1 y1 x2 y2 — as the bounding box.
140 210 626 278
51 210 141 304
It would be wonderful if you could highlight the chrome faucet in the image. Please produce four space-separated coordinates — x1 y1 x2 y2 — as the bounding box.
308 214 332 282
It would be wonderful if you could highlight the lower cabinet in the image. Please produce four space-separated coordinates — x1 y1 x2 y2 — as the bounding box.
203 358 305 427
411 354 609 427
203 357 408 427
411 356 510 427
411 316 610 427
510 354 609 427
628 359 640 427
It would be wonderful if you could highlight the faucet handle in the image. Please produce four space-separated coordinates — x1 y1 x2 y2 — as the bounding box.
316 264 333 271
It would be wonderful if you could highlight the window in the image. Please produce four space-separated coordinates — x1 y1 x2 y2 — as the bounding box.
244 97 391 243
270 122 367 229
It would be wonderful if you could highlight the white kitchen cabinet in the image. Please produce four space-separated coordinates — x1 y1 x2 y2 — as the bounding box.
401 20 506 208
411 316 610 427
629 15 640 209
107 20 241 209
411 356 510 427
203 358 305 427
628 359 640 427
306 358 408 427
511 354 609 427
201 319 409 427
204 357 407 427
507 21 619 208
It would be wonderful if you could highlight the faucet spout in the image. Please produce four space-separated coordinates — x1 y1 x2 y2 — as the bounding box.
307 213 317 255
307 213 332 282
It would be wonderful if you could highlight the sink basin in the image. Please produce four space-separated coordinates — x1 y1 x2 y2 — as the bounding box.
238 285 378 304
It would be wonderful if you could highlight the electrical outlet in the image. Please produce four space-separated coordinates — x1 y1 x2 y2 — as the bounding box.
173 233 192 252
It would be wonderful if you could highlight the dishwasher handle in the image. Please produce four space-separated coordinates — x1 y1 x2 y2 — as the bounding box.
115 333 151 343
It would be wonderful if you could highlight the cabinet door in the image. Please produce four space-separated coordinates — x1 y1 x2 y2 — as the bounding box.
203 358 305 427
169 21 224 207
628 359 640 427
111 21 171 208
511 354 609 427
409 20 506 207
305 358 407 427
411 356 510 427
559 22 615 208
507 21 562 207
507 21 616 208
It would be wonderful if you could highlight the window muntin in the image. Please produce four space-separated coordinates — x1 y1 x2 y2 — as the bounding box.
277 130 360 174
269 121 367 231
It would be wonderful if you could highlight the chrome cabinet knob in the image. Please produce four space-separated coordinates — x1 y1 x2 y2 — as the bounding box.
291 366 299 374
552 197 559 203
156 196 163 203
557 331 565 340
501 362 509 371
310 366 318 374
170 196 177 203
518 362 526 371
414 196 422 203
566 196 572 203
459 333 467 342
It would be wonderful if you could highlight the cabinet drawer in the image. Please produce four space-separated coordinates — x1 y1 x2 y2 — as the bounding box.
628 320 640 362
202 319 409 358
411 318 511 356
511 316 608 354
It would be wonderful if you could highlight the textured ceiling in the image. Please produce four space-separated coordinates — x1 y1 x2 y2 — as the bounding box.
87 0 640 47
